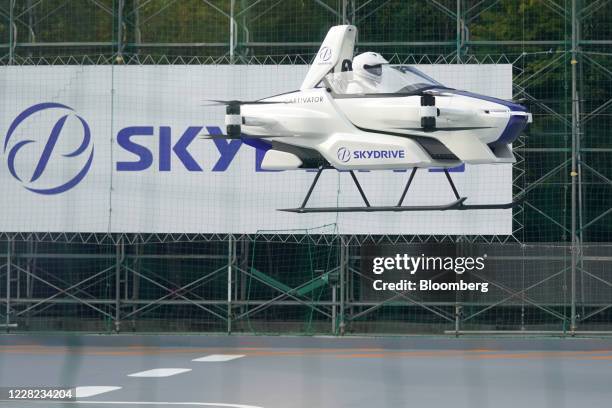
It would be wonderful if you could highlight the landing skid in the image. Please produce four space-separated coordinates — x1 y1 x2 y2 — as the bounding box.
281 198 467 213
279 167 521 213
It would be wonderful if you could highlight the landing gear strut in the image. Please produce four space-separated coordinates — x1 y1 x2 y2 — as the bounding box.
280 167 521 213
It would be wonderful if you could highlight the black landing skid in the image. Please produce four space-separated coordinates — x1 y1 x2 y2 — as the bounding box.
279 167 522 213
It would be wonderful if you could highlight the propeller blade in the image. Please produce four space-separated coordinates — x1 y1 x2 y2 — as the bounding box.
199 135 240 140
420 91 453 97
202 99 284 106
199 134 289 140
415 86 456 97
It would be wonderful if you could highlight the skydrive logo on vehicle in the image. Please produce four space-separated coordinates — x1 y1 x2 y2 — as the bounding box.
353 149 405 159
337 146 406 162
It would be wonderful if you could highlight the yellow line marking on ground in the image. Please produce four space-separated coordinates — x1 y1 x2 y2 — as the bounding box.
0 346 610 361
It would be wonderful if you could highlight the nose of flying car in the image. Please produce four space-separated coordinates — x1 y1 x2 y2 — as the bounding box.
443 89 531 146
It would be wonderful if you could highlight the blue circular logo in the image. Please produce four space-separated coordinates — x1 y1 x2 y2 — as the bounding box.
4 102 94 195
319 46 332 62
337 147 351 163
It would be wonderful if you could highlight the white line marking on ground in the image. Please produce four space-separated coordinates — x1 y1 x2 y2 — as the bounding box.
192 354 246 362
0 401 264 408
127 368 192 377
75 386 122 398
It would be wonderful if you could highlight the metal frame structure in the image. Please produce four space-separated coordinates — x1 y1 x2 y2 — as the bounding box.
1 237 610 334
0 0 611 335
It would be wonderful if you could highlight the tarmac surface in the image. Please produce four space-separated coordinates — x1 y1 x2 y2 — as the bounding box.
0 334 611 408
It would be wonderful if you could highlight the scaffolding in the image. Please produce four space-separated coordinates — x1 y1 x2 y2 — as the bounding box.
0 0 611 335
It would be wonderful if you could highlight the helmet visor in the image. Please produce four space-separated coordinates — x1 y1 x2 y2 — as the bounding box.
363 64 382 77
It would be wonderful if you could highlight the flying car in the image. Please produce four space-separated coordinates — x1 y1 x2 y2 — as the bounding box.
206 25 532 213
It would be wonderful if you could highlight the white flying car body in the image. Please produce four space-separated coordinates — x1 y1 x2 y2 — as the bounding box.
208 25 532 212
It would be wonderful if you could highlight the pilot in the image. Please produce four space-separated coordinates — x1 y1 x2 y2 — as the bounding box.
346 52 389 94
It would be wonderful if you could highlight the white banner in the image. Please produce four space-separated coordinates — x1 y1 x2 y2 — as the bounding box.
0 65 513 235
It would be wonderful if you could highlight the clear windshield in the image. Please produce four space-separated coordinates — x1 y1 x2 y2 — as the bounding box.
325 65 445 95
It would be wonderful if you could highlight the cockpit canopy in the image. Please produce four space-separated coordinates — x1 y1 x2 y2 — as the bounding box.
325 65 445 95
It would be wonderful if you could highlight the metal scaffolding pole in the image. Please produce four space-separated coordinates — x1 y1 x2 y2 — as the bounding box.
25 239 35 329
116 0 125 62
230 0 236 63
341 0 354 24
5 239 12 331
570 0 580 333
134 0 142 57
456 0 461 63
339 236 346 335
26 0 35 57
239 0 251 58
115 237 124 332
130 243 141 330
228 235 234 334
8 0 15 64
331 278 337 333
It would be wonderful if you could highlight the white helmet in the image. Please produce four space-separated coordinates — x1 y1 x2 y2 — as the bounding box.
352 52 389 82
